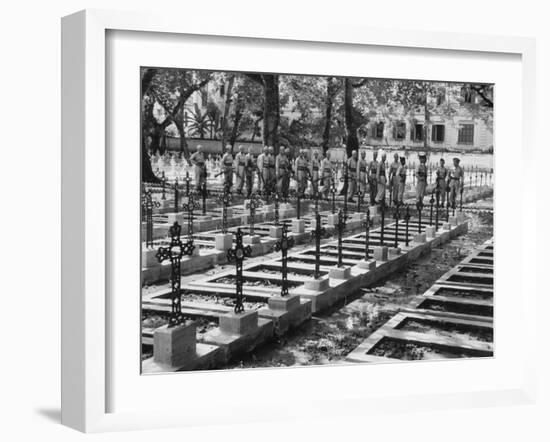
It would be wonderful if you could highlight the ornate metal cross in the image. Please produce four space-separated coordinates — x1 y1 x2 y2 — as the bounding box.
248 192 263 236
201 181 208 216
356 190 363 214
330 175 337 214
227 228 252 313
141 189 160 248
274 223 295 297
312 212 326 279
185 171 192 196
380 202 386 246
173 178 180 214
181 192 201 255
336 209 346 267
435 189 440 231
155 222 186 327
417 200 423 234
340 163 349 219
273 193 280 226
218 184 232 234
429 190 435 226
393 205 400 248
364 207 371 260
161 171 166 200
404 205 411 246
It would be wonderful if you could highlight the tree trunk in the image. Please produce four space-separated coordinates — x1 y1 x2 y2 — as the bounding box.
424 85 430 151
262 75 280 153
344 78 359 156
173 120 190 159
221 75 235 149
141 68 160 183
229 103 244 150
322 77 335 154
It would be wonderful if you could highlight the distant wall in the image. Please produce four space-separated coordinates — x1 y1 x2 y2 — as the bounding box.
166 137 265 155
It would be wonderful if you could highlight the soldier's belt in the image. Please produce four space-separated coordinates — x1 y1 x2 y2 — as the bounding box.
450 176 460 180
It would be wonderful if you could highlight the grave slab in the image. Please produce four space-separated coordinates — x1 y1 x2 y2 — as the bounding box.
269 225 283 239
373 246 388 262
291 219 305 234
267 294 301 311
357 259 377 270
214 233 233 251
302 275 330 291
153 322 197 368
329 266 351 280
219 310 259 335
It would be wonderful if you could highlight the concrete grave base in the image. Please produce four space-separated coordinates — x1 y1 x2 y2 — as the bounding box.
413 233 426 243
244 234 261 244
373 246 388 262
303 275 330 291
425 225 436 239
353 212 366 222
219 310 258 335
269 225 283 239
291 219 305 234
448 216 458 226
357 259 376 270
153 322 197 368
263 204 274 214
268 294 301 311
389 247 402 256
214 233 233 251
441 222 451 230
326 213 339 227
329 266 351 280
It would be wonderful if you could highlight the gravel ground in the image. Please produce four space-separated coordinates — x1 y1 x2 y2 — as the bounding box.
224 206 493 369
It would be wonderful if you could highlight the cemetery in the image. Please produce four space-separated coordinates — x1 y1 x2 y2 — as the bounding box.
141 165 493 373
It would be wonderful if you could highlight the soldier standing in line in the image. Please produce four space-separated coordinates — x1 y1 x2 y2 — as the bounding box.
320 151 333 199
295 149 309 197
357 150 368 199
189 144 207 192
447 157 464 209
375 151 387 205
221 145 234 191
233 145 247 195
347 150 358 203
388 152 400 206
396 156 407 205
416 152 428 206
310 149 321 197
256 146 268 194
243 147 255 198
435 158 448 207
368 150 379 205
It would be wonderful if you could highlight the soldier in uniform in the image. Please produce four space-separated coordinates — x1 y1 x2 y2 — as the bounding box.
435 158 448 207
189 144 207 192
347 150 358 203
447 157 464 209
310 149 321 197
396 156 407 205
243 147 255 198
221 145 234 191
375 151 387 205
295 149 309 197
388 152 400 206
368 150 379 205
276 147 291 198
415 152 428 206
234 145 247 195
256 146 268 194
357 150 368 198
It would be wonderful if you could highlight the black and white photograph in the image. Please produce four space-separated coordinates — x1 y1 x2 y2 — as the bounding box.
140 68 494 373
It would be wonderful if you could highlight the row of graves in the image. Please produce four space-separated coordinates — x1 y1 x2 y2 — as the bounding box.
141 167 494 286
346 238 494 362
141 176 491 372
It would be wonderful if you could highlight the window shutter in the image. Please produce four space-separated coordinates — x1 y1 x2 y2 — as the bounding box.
392 124 397 139
441 125 445 141
431 125 436 141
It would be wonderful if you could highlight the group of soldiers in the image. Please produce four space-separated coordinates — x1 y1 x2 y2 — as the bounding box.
344 149 465 209
188 144 465 209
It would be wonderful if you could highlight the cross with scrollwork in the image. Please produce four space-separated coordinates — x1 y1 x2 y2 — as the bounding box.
227 228 252 313
274 223 294 297
155 222 186 326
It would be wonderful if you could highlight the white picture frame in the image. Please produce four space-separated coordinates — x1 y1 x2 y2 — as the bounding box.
61 9 537 433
